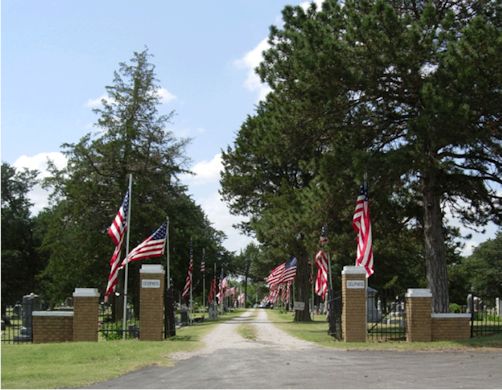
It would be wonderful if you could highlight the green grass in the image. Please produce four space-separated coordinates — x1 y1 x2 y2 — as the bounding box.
236 310 258 341
266 309 502 351
1 309 245 389
236 324 257 340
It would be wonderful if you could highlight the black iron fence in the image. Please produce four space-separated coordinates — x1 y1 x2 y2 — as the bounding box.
1 305 33 344
98 302 139 340
466 294 502 338
367 289 406 341
327 290 342 340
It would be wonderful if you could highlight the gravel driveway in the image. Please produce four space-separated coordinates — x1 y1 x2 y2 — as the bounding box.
89 309 502 389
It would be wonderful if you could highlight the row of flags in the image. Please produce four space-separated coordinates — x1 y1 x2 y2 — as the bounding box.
104 179 373 307
105 189 168 302
265 181 374 304
266 256 297 303
104 182 210 305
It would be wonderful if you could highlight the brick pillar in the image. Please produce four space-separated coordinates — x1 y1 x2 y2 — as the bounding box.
405 288 432 342
73 288 99 342
140 264 165 341
342 266 367 342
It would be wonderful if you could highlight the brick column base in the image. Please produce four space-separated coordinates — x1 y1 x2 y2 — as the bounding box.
73 288 99 342
140 264 165 341
406 289 432 342
342 266 367 342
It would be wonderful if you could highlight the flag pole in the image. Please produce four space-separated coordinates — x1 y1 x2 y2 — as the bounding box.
213 262 217 317
311 254 314 315
122 173 132 340
202 248 206 310
190 238 193 325
166 216 170 289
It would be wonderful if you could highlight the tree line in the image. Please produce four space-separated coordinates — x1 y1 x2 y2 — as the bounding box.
1 49 236 314
2 1 501 318
220 0 501 317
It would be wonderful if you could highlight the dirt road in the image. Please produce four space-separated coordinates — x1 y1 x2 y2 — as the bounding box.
89 309 502 389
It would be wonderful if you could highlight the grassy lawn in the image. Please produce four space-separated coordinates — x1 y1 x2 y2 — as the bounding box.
266 309 502 351
236 310 258 341
1 309 245 389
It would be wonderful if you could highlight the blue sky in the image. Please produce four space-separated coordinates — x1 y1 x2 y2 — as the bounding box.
2 0 497 255
2 0 306 252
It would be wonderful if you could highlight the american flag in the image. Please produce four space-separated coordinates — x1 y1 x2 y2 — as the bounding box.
281 256 297 284
104 191 129 301
104 237 123 301
217 275 228 303
208 277 217 304
107 191 129 246
182 241 193 300
314 250 329 300
268 287 280 304
122 223 167 266
353 183 374 277
201 251 205 273
266 263 285 288
281 282 291 303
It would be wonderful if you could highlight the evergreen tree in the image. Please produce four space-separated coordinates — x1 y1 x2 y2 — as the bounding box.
41 49 230 309
1 163 42 312
222 1 501 312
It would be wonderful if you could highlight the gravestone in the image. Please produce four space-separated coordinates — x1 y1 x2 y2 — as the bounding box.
180 305 189 325
12 304 22 319
14 293 41 342
367 287 381 322
467 294 473 313
208 304 217 320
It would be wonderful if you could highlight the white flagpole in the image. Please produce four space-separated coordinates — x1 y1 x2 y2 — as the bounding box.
202 248 206 310
166 216 170 289
122 173 132 340
190 238 193 325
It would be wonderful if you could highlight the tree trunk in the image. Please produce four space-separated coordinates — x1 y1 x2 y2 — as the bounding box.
423 169 449 313
293 243 311 322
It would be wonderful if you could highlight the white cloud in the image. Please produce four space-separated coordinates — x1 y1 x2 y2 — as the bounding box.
199 191 255 253
13 152 68 214
181 153 222 186
85 93 113 109
13 152 67 178
235 0 324 102
300 0 324 11
86 86 176 108
235 38 272 102
181 153 254 253
156 87 177 104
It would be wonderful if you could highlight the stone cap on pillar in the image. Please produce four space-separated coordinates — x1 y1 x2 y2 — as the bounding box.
140 264 165 274
405 288 432 298
33 311 74 317
342 266 367 275
73 288 99 297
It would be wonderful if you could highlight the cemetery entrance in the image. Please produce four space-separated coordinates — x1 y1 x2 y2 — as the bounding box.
98 298 139 340
367 288 406 341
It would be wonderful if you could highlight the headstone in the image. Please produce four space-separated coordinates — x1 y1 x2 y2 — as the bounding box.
367 287 381 322
14 293 40 342
12 304 22 319
474 297 482 312
467 294 473 313
180 305 189 325
208 304 217 320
